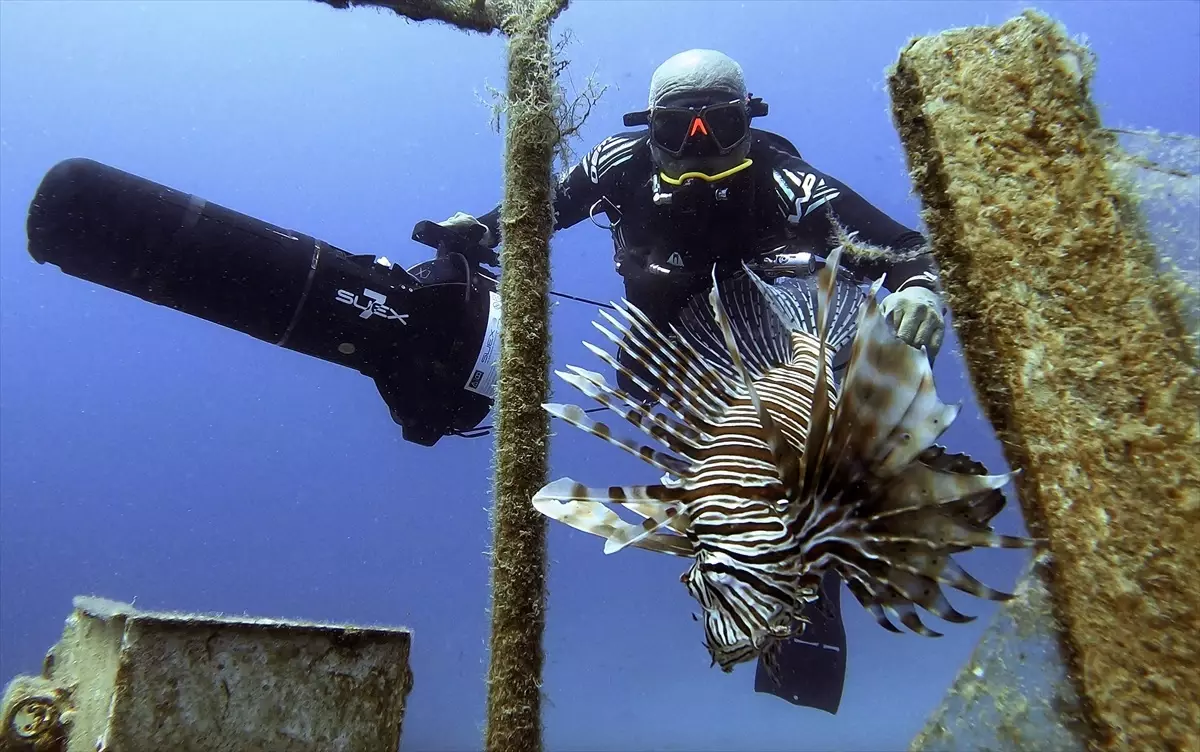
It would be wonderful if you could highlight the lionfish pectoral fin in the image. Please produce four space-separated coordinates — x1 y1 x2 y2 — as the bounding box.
825 268 960 479
845 578 904 633
875 461 1018 516
600 495 688 555
600 300 735 420
938 558 1017 601
542 403 690 478
887 601 944 637
557 365 705 454
873 375 963 476
532 478 694 557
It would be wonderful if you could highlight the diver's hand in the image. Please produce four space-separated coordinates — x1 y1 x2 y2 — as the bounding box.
438 212 495 249
436 212 498 266
880 286 946 362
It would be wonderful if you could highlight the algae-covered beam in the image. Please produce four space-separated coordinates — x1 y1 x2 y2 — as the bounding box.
484 3 564 751
314 1 566 749
887 10 1200 750
320 0 501 34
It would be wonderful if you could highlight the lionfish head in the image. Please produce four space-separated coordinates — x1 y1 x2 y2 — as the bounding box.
531 243 1043 675
682 551 798 673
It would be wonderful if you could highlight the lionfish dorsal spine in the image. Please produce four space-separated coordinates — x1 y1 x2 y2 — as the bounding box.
594 308 728 421
557 365 707 455
579 340 715 443
796 244 847 501
705 266 802 503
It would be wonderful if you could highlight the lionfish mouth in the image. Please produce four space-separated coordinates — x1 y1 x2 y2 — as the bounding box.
531 244 1042 675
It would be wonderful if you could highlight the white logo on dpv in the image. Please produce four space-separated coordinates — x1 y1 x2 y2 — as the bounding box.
335 288 409 324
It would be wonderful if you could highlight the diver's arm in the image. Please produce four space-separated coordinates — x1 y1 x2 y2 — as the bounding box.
777 158 940 293
781 158 953 359
470 135 633 248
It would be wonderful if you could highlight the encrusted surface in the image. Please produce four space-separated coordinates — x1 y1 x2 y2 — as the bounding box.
889 10 1200 750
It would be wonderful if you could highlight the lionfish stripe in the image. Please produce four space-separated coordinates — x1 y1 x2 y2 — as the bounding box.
530 493 694 557
542 403 690 477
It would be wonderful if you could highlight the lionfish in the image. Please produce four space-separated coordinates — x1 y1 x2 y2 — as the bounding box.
532 245 1039 675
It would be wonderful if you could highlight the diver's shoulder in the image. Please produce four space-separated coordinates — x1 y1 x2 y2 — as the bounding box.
750 128 806 162
577 130 650 182
589 130 650 156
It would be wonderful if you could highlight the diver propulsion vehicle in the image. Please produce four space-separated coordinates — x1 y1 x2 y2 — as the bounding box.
26 157 501 446
24 158 842 448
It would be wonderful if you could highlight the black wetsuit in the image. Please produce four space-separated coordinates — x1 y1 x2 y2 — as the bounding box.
474 126 940 402
477 127 938 308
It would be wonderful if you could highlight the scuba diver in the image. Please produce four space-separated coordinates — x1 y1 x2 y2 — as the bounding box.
22 47 947 717
433 48 950 715
436 48 947 403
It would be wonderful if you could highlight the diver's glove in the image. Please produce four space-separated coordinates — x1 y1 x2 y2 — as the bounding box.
880 286 946 362
436 212 498 266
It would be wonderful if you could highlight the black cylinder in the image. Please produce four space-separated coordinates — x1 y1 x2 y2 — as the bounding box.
26 157 434 373
26 158 497 446
28 157 333 345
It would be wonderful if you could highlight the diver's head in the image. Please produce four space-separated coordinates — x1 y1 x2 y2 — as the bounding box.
644 49 755 181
